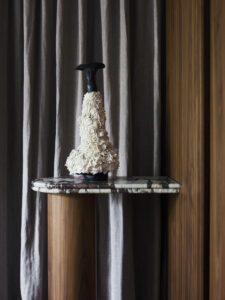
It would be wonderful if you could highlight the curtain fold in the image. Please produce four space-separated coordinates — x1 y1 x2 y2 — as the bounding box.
0 1 23 299
0 0 162 299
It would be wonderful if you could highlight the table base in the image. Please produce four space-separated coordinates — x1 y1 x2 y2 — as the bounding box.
48 194 96 300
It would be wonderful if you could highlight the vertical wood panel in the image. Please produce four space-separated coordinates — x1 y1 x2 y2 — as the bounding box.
166 1 207 299
210 2 225 299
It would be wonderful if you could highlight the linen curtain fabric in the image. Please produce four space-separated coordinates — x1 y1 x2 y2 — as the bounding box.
0 0 162 299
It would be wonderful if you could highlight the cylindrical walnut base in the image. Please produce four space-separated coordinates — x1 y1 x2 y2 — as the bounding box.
47 194 96 300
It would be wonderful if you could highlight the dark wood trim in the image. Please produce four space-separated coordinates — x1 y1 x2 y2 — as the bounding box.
210 1 225 299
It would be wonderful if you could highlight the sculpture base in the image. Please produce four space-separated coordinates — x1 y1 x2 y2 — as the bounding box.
79 172 108 181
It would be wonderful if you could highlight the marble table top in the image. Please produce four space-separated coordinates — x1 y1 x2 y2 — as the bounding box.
31 176 180 194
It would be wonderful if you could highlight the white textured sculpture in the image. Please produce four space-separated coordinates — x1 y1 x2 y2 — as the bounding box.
65 91 119 175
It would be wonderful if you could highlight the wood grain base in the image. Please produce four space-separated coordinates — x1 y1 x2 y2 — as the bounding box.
48 194 96 300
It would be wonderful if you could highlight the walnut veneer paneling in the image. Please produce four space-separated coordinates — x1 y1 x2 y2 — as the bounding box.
166 1 207 299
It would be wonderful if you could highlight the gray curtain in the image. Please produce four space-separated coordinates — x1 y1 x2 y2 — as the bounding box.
0 0 162 299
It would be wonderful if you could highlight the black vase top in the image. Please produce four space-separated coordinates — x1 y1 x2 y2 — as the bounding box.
76 62 105 93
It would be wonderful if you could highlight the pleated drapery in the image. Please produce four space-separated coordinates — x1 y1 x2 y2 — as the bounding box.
0 0 162 299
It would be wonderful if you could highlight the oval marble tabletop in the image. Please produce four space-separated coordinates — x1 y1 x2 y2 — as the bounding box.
31 176 180 194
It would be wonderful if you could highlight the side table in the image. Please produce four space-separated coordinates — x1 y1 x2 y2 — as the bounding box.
31 176 180 300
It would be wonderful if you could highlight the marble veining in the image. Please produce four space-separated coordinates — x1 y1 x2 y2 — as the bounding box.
31 176 180 194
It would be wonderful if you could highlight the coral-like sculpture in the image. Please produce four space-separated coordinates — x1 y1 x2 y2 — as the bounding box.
65 91 119 175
